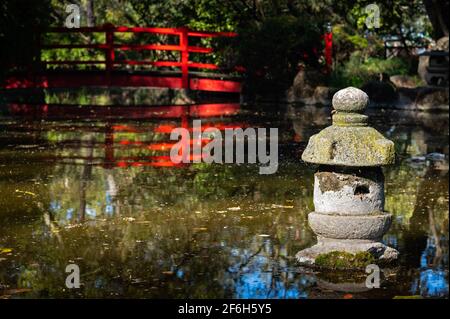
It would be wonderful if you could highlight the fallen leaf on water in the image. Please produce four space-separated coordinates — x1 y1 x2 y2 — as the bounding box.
131 278 145 284
15 145 39 149
15 190 37 197
271 204 294 209
2 288 32 295
65 224 82 229
0 248 13 254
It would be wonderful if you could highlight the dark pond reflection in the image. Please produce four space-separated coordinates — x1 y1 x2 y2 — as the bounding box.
0 102 448 299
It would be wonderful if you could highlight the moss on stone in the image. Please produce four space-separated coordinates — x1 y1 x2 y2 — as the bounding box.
316 172 347 192
315 251 375 270
301 126 396 166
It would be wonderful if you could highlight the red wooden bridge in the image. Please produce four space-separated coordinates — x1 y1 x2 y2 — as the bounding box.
2 25 333 94
3 25 243 93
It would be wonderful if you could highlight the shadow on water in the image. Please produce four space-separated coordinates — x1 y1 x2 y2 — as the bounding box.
0 101 448 298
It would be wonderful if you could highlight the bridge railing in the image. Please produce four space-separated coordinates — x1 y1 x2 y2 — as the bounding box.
41 24 239 89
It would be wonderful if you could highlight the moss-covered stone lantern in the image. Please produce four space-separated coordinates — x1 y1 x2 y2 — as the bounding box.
296 87 399 267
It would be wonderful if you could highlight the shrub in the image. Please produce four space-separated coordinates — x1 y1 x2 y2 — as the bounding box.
330 51 411 88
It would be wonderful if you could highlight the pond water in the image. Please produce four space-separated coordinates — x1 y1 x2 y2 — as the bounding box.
0 102 448 299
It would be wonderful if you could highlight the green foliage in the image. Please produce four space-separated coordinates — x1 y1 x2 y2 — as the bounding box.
330 0 433 73
330 52 411 88
331 24 384 64
346 35 369 50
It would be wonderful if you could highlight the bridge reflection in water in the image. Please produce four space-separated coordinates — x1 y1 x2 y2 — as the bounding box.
7 103 244 168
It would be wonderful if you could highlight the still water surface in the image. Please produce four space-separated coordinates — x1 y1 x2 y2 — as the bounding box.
0 102 448 298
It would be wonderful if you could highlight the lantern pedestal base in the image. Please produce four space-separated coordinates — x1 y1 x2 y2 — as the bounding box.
296 237 398 268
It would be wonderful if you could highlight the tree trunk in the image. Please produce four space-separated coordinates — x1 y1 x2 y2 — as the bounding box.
423 0 449 39
86 0 95 27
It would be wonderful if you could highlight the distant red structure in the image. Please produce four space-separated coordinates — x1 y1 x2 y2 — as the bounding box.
324 31 333 72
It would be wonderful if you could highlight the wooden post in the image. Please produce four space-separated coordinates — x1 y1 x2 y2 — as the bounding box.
180 27 189 89
105 24 115 85
324 31 333 73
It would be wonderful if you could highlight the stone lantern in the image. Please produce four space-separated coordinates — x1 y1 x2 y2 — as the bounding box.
297 87 399 266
